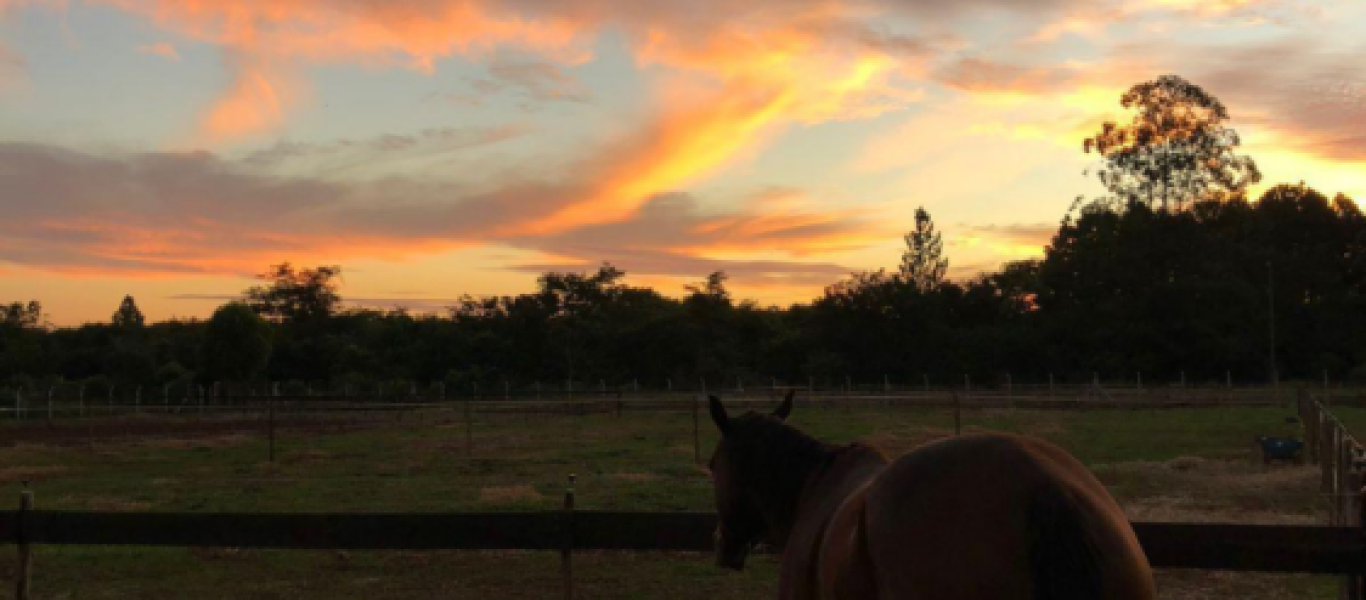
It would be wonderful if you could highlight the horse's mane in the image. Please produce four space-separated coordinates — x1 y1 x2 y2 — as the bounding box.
726 413 835 534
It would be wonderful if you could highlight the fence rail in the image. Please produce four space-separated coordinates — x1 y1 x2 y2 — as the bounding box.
3 509 1365 574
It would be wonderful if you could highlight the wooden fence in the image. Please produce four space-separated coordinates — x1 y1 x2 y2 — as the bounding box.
6 496 1366 598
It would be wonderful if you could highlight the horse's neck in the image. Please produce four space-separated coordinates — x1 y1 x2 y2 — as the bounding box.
768 444 887 550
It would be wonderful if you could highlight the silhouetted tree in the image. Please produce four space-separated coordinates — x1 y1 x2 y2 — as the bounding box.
1084 74 1260 211
0 301 44 329
245 263 342 323
202 302 273 381
111 295 145 329
900 207 947 292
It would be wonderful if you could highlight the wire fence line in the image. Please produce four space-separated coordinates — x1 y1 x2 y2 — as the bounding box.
4 378 1362 422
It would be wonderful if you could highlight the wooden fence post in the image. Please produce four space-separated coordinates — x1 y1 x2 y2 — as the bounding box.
1322 415 1337 497
464 394 473 458
1310 397 1323 465
1343 468 1364 600
1354 479 1366 600
562 474 576 600
953 392 961 436
692 393 701 465
16 484 33 600
267 393 276 463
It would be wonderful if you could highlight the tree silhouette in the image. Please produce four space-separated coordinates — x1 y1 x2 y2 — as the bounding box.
1084 74 1261 212
245 263 343 323
899 207 948 292
111 295 145 329
0 301 44 329
202 302 273 381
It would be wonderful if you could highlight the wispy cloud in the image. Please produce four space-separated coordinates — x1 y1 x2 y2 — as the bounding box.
0 41 26 92
137 42 180 61
0 140 885 288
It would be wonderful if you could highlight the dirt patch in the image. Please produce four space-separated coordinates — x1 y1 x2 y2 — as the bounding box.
1102 456 1321 524
0 465 70 483
479 485 544 504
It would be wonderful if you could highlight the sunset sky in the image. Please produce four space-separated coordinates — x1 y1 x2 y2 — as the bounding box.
1 0 1363 325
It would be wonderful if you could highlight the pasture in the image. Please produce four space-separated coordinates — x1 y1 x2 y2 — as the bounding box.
0 399 1360 599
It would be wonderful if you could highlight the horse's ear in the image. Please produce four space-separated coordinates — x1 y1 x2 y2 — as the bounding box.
709 395 731 435
773 390 794 421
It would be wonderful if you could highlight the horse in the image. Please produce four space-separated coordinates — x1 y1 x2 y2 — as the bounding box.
707 392 1155 599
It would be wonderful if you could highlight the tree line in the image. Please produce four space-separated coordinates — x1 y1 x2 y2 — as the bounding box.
3 75 1364 393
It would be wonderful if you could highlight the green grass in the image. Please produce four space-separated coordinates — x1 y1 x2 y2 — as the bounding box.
0 403 1347 598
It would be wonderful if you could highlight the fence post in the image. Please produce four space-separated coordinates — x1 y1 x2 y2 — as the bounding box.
14 389 21 421
693 387 702 465
45 387 53 423
1299 388 1318 464
267 392 276 463
1322 414 1337 497
561 473 576 600
953 391 961 436
465 393 474 458
16 483 33 600
1048 372 1054 399
1355 479 1366 600
78 384 85 418
1341 453 1362 600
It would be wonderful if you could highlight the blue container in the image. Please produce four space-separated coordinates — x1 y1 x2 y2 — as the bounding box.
1257 436 1304 462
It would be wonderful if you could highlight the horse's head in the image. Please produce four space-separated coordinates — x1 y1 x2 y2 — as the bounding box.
706 391 794 570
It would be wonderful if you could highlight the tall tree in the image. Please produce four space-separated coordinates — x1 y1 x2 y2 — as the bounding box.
1084 74 1261 212
899 207 948 292
245 263 343 323
0 301 44 329
111 295 145 329
202 302 273 381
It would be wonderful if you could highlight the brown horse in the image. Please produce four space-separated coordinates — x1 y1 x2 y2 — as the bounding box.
707 393 1155 599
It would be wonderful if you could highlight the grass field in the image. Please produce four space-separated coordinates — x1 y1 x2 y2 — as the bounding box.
0 401 1358 599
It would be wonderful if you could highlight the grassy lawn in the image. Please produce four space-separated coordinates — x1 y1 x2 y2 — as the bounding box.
0 402 1350 599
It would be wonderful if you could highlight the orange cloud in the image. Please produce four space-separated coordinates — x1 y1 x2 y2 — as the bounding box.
196 57 294 143
93 0 923 182
137 41 180 60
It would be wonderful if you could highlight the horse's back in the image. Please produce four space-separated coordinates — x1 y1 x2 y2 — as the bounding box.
847 433 1154 599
